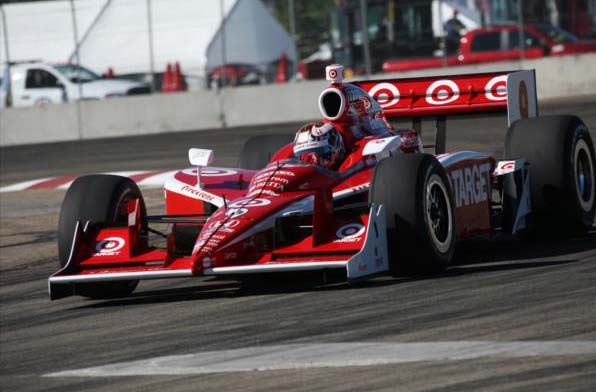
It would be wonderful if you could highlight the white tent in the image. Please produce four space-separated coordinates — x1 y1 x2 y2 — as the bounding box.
0 0 105 66
0 0 295 77
206 0 296 71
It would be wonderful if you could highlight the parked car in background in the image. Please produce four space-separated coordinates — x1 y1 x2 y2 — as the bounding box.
206 64 266 89
383 24 596 73
0 62 150 108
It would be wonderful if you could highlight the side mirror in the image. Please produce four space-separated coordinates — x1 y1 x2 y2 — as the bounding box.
188 148 214 167
188 148 214 188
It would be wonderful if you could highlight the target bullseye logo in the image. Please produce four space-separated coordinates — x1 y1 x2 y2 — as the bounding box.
182 168 237 177
368 83 400 108
336 223 365 239
426 80 460 105
329 69 337 78
502 162 515 170
485 75 508 101
224 219 241 228
226 208 248 217
95 237 125 255
229 198 271 208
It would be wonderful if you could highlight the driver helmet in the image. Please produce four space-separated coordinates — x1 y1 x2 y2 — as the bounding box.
293 123 345 170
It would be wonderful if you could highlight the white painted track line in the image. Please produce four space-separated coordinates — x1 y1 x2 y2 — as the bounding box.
137 170 178 187
45 341 596 377
0 170 176 193
0 177 55 192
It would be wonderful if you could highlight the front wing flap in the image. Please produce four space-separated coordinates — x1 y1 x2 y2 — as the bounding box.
48 202 388 300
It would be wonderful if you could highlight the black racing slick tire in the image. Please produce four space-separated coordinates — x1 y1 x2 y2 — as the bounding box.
370 154 456 276
237 134 294 170
506 115 595 236
57 175 146 299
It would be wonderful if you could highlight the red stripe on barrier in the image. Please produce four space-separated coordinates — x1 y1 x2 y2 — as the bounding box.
129 171 162 183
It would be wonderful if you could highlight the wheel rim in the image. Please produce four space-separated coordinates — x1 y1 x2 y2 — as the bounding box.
574 139 594 212
425 174 453 253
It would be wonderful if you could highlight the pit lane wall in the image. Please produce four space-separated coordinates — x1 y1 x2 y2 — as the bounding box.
1 53 595 146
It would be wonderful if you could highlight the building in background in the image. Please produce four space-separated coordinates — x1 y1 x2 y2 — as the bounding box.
488 0 595 38
327 0 481 74
315 0 594 75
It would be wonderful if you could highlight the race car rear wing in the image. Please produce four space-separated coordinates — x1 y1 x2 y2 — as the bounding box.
354 70 537 126
354 70 538 153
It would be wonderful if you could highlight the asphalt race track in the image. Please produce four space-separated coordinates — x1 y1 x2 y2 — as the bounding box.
1 98 596 391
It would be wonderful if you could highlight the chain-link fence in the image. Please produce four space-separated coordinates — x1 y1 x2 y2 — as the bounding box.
1 0 594 109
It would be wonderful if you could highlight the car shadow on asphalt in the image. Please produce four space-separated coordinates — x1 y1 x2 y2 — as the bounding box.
74 228 595 308
453 228 596 265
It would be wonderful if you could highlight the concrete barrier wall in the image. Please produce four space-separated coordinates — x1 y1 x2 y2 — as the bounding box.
1 53 595 147
222 80 327 128
79 91 221 139
382 53 596 101
0 103 79 145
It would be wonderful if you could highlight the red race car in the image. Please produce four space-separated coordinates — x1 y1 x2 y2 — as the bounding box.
49 65 595 300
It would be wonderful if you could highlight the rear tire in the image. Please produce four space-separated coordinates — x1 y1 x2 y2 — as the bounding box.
237 134 294 170
58 175 146 298
370 154 455 276
506 115 595 236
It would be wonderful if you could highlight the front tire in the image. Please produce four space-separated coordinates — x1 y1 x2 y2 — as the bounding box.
506 115 595 236
370 154 455 276
58 175 145 298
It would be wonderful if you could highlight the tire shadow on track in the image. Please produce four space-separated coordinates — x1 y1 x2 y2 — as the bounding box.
71 230 594 309
452 228 596 265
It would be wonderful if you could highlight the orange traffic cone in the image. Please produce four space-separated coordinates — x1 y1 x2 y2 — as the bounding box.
275 53 288 84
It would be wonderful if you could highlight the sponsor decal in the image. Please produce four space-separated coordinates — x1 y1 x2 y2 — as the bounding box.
226 208 248 217
426 80 460 105
485 75 508 101
294 140 328 152
254 170 295 181
251 179 287 189
501 161 515 171
269 177 289 185
182 168 237 177
202 257 214 268
224 219 241 228
399 131 421 152
368 83 400 108
229 198 271 208
335 223 366 243
225 252 237 260
494 160 517 176
449 163 491 207
203 219 241 234
247 189 280 197
180 185 216 201
350 96 372 115
519 81 529 118
94 237 125 256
